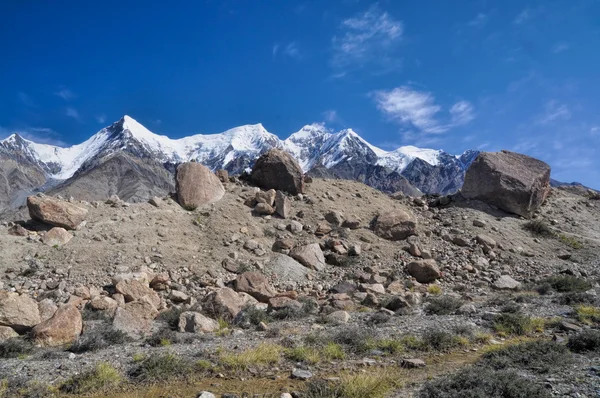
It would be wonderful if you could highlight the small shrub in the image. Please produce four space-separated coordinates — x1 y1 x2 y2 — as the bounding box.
558 292 597 305
425 296 463 315
80 308 110 322
0 338 33 359
418 367 550 398
130 353 193 383
366 312 391 326
421 330 467 352
235 306 269 328
493 313 536 336
271 298 318 320
575 305 600 325
156 306 185 330
219 343 282 370
500 302 522 314
559 234 584 249
132 353 145 362
70 326 130 353
322 342 345 360
543 275 591 293
479 340 572 374
523 220 554 237
473 332 492 344
61 362 122 394
567 329 600 353
427 285 442 295
285 346 321 364
367 338 404 355
332 328 371 354
399 335 425 350
302 372 397 398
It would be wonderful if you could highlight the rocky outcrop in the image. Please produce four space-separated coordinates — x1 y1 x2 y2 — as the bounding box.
31 304 82 347
372 210 417 241
250 150 304 195
27 195 88 229
461 150 551 218
176 162 225 210
0 291 41 333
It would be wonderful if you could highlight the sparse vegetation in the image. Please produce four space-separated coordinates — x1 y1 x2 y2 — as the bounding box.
493 312 538 336
219 343 282 370
567 329 600 353
129 353 194 383
70 325 130 353
156 306 185 330
427 284 442 295
0 337 33 359
574 305 600 324
479 340 572 374
61 362 122 395
302 371 398 398
542 275 592 293
523 220 554 237
559 234 584 249
421 329 468 352
425 295 464 315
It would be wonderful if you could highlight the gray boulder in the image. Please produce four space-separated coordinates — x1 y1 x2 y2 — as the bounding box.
176 162 225 210
250 150 304 195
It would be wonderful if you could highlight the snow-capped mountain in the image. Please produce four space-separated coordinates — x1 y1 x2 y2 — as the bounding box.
0 116 478 209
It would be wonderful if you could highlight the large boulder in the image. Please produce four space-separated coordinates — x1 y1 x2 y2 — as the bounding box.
177 311 219 333
202 287 246 320
263 253 310 284
234 272 277 303
461 150 551 218
27 195 88 230
112 299 159 339
406 259 441 283
0 291 41 333
176 162 225 210
290 243 326 272
31 304 82 347
250 150 304 195
372 210 417 241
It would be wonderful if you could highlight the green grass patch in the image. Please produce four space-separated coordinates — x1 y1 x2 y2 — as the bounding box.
61 362 122 394
575 305 600 324
219 343 282 371
559 234 584 249
493 313 539 337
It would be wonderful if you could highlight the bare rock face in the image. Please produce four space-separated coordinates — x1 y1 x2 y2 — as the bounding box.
0 291 41 333
177 311 218 333
112 299 159 339
234 272 277 303
250 150 304 195
31 304 82 347
290 243 326 272
406 259 441 283
176 162 225 210
42 227 73 246
461 150 551 218
27 195 88 230
202 287 246 320
372 210 417 241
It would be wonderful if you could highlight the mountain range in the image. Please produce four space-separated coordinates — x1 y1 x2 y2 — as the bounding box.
0 115 479 212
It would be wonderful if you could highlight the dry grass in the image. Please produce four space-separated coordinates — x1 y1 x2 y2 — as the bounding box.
219 343 282 370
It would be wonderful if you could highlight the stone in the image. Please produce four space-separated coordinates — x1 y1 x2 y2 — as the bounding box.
272 239 294 252
31 304 82 347
150 274 170 290
256 189 276 206
290 243 326 272
291 369 313 380
461 150 551 218
559 321 582 332
348 245 361 256
372 210 417 241
38 299 58 322
27 195 88 230
42 227 73 246
476 234 497 248
250 149 304 195
178 311 219 333
275 191 292 219
112 299 159 339
287 221 303 234
148 196 161 207
342 218 360 229
263 254 309 283
0 291 41 333
325 310 350 324
202 287 245 319
473 219 486 227
406 259 441 283
215 169 229 183
268 296 303 311
330 281 357 294
8 224 28 236
234 272 277 303
314 222 332 236
452 236 470 247
0 326 18 341
402 358 426 369
169 290 189 303
175 162 225 210
557 251 572 260
385 296 410 311
115 280 161 309
197 392 216 398
254 203 275 215
88 297 118 315
325 211 344 226
493 275 521 290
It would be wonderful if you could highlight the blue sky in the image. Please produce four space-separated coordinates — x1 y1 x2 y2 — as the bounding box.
1 0 599 187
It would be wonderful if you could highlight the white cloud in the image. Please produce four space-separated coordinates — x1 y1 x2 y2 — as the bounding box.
450 100 476 126
590 126 599 136
272 44 280 57
514 8 530 24
552 42 570 54
273 42 301 59
322 110 339 123
467 13 488 28
54 87 75 101
65 107 81 121
96 114 106 124
537 100 571 124
331 5 403 71
18 92 35 107
372 86 445 133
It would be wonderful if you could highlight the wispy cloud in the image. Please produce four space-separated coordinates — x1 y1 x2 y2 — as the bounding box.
450 100 476 125
0 126 66 146
273 42 302 59
18 92 36 107
65 107 81 121
331 4 403 73
536 100 571 124
552 41 570 54
96 114 106 124
467 13 488 28
514 8 530 24
322 109 339 123
54 86 75 101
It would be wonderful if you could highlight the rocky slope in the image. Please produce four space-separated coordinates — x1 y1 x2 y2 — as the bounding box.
0 116 477 211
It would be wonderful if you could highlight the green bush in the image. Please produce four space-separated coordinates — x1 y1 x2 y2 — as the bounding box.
425 296 464 315
421 329 467 352
480 340 572 374
61 362 122 394
419 367 550 398
0 338 33 359
70 326 130 353
567 330 600 353
523 220 554 237
493 313 535 336
129 353 194 383
543 275 591 293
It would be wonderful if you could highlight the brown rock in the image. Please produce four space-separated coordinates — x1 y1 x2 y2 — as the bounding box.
256 189 276 206
88 296 118 315
315 222 332 236
250 149 304 195
290 243 326 272
112 299 159 339
42 227 73 246
177 311 219 333
215 169 229 183
150 274 170 290
275 191 292 219
8 224 28 236
254 202 275 215
32 304 82 347
461 150 551 218
202 287 245 319
27 195 88 230
115 280 161 309
175 162 225 210
38 299 58 322
342 218 360 229
0 326 18 342
373 210 417 241
0 291 41 333
267 296 303 311
407 259 441 283
234 272 277 303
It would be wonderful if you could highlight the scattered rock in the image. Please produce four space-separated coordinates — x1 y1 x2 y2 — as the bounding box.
256 189 276 206
38 299 59 322
0 326 18 342
325 310 350 324
42 227 73 246
234 272 277 303
275 191 292 219
406 259 441 283
0 291 41 333
115 280 161 309
175 162 225 210
254 203 275 215
215 169 229 183
31 304 82 347
202 287 246 319
27 195 88 230
493 275 521 290
372 210 417 241
402 358 426 368
263 254 309 283
8 224 28 236
112 299 159 339
178 312 219 333
290 243 326 272
291 369 313 380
